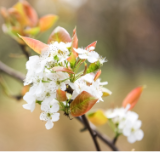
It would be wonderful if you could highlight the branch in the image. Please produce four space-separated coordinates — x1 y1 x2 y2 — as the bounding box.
19 44 30 60
81 115 101 151
0 61 25 82
76 117 119 151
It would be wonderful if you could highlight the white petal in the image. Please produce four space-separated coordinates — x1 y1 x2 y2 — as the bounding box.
23 92 35 103
50 105 59 113
45 120 54 130
134 129 144 141
79 54 88 59
35 81 45 96
133 120 142 130
127 134 136 143
40 112 47 120
123 127 131 136
52 113 60 122
23 102 35 112
74 48 85 54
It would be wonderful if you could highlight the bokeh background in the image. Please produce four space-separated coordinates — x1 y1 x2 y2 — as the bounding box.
0 0 160 151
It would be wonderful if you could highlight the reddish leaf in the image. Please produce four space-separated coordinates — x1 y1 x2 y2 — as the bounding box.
48 26 71 43
94 70 101 81
56 88 67 101
13 2 29 26
19 35 48 54
70 91 98 117
0 7 8 19
52 66 74 74
22 0 38 27
122 86 144 110
39 14 58 32
85 41 97 51
71 28 78 57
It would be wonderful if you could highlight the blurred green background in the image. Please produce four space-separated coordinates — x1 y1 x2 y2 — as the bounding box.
0 0 160 151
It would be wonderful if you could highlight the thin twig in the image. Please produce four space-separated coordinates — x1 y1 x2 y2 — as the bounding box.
0 61 25 82
76 117 119 151
112 135 119 145
81 115 101 151
19 44 30 60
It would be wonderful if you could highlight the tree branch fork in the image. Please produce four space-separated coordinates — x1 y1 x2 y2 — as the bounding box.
0 60 119 151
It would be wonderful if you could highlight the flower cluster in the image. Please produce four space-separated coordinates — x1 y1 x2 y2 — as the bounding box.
105 105 144 143
87 86 144 143
0 0 58 44
22 26 111 129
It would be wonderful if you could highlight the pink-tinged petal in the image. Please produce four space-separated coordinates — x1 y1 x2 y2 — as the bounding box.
70 91 98 117
22 0 38 27
71 28 78 57
52 66 74 74
56 88 67 101
19 35 48 54
48 26 71 43
39 14 58 32
94 70 101 81
123 86 145 110
85 41 97 51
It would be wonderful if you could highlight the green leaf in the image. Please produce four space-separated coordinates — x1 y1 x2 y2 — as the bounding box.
86 61 101 74
67 52 76 69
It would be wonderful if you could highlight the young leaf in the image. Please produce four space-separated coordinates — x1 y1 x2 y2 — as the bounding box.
13 2 29 26
94 70 101 81
87 110 108 126
56 88 67 101
67 52 76 69
86 61 101 73
19 35 48 54
22 0 38 27
39 14 58 32
71 28 78 57
21 85 30 96
48 26 71 43
70 91 98 117
24 27 40 36
52 66 74 74
85 41 97 51
122 86 145 110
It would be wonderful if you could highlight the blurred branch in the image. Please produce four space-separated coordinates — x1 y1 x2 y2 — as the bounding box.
81 115 101 151
0 61 25 82
19 44 30 60
112 134 120 145
76 117 119 151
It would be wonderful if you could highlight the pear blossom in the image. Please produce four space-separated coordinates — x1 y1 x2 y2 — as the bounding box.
123 120 144 143
105 104 144 143
22 27 111 130
40 99 60 129
74 48 99 63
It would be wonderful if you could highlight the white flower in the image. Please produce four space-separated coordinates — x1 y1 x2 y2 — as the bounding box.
123 120 144 143
74 48 99 63
40 99 60 130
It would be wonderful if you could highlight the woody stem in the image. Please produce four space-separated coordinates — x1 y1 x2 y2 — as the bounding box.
81 114 101 151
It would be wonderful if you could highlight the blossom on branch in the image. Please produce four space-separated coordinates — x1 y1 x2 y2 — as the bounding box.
20 26 111 129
